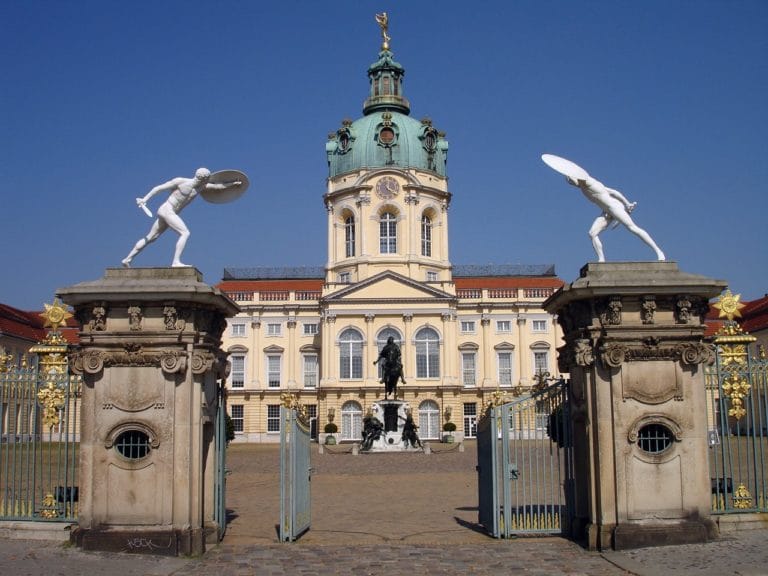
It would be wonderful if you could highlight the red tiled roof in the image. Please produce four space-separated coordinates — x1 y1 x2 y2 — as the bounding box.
0 302 80 345
0 303 46 343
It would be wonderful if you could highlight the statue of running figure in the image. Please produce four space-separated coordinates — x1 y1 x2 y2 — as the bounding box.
122 168 241 268
542 154 665 262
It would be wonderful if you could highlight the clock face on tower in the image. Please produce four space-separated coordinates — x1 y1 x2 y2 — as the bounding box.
375 176 400 200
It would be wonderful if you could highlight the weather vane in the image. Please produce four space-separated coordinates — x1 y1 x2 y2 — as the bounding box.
375 12 390 50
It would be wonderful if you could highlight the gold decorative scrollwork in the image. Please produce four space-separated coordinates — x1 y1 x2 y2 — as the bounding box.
280 392 309 424
39 493 59 518
733 483 753 509
722 373 751 420
0 348 13 373
37 381 66 429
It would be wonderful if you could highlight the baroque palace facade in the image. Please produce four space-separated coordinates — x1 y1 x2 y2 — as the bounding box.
217 33 564 443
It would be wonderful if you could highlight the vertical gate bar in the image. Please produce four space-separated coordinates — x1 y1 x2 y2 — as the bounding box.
501 404 510 538
279 406 288 541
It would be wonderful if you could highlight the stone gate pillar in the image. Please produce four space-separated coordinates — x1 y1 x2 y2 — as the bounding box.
58 268 238 555
544 262 726 550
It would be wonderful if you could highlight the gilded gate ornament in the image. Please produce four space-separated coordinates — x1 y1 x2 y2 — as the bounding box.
712 290 756 421
37 381 66 429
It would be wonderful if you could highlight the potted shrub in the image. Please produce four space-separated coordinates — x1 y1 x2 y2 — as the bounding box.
442 421 457 443
324 422 338 445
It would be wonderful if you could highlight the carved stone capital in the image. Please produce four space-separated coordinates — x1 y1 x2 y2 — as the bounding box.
573 339 595 367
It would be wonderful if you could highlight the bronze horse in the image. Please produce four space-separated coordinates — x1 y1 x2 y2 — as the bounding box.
374 336 406 398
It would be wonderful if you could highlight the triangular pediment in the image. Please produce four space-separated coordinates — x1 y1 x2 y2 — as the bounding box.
325 271 453 303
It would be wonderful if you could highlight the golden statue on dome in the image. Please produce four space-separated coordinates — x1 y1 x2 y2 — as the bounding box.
375 12 390 50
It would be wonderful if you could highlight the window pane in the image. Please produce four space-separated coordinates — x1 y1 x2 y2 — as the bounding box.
345 216 355 258
415 327 439 378
340 329 363 379
303 355 318 388
230 404 244 433
498 352 512 386
267 404 281 432
231 355 245 388
421 215 432 257
380 212 397 254
462 352 475 387
268 355 281 388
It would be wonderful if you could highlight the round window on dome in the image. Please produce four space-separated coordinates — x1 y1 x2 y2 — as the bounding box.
423 131 437 152
378 127 395 145
338 132 350 152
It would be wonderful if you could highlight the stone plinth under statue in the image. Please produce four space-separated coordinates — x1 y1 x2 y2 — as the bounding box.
361 400 421 452
545 262 726 550
58 268 238 555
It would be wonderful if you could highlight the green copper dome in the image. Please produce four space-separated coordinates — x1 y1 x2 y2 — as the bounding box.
326 48 449 178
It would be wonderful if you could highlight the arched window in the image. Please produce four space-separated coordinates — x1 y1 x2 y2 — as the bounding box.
379 212 397 254
376 327 403 380
341 401 363 441
418 400 440 440
415 327 440 378
421 214 432 257
344 216 355 258
339 328 363 379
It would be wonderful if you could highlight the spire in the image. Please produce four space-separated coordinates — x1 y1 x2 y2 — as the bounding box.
363 13 410 116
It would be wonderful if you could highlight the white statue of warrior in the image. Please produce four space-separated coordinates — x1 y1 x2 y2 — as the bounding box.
122 167 243 268
542 154 665 262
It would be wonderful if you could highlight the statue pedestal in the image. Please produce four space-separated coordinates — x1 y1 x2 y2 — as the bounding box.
59 268 238 555
365 400 416 452
545 262 725 550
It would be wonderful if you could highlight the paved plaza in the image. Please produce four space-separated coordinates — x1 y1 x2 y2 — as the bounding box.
1 442 767 575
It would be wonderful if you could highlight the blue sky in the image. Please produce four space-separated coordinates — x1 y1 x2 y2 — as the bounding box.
2 1 766 310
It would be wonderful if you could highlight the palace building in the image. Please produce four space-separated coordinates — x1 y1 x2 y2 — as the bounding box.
217 28 565 443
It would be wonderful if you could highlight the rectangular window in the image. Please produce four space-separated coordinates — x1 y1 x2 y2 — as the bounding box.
230 404 244 433
267 355 281 388
230 354 245 388
496 320 511 333
303 354 318 388
532 320 547 332
461 352 476 387
267 323 281 336
534 351 549 374
303 323 319 336
460 320 475 334
426 271 438 282
267 404 281 433
338 272 351 284
463 403 478 438
497 352 513 387
231 323 246 337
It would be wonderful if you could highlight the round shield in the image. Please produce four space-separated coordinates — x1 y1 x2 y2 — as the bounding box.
201 170 250 204
541 154 590 181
